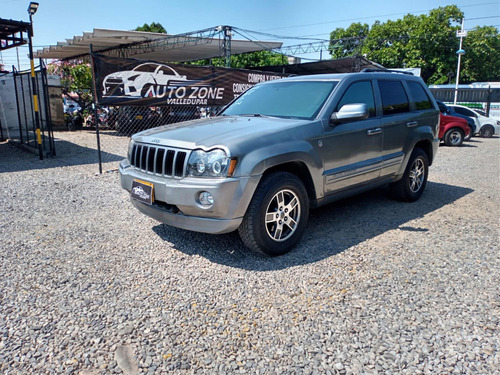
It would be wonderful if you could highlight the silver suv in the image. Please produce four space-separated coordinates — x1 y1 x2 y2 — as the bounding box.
120 70 440 256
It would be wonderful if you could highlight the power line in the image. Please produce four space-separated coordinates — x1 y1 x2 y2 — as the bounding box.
259 2 499 32
467 16 500 21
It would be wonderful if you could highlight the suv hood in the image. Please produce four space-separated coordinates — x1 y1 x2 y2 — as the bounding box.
133 116 312 151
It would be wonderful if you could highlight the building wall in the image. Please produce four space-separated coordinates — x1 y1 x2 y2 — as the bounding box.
0 73 22 139
0 73 63 139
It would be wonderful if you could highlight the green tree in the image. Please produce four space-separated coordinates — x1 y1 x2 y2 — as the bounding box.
461 26 500 83
230 50 288 68
48 60 93 113
188 50 288 68
329 23 369 58
326 6 500 84
134 22 167 33
363 6 463 84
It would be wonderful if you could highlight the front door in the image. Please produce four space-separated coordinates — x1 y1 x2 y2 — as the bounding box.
321 80 383 193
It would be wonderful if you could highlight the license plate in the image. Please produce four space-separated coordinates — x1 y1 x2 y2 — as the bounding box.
135 115 143 120
131 179 154 205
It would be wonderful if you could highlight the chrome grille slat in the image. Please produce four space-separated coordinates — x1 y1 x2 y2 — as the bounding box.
130 143 187 178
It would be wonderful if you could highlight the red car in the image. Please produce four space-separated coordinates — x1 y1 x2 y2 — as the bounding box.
439 113 470 146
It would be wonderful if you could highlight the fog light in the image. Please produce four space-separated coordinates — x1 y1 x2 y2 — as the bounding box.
199 191 214 207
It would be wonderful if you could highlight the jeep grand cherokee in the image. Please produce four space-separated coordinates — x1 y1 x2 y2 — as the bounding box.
120 70 440 256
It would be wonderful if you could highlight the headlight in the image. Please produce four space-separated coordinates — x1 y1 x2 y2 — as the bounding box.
187 149 230 178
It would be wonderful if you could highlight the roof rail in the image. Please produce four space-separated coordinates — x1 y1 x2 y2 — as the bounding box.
361 68 414 76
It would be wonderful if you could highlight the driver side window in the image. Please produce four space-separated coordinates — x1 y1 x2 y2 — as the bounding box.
336 81 376 118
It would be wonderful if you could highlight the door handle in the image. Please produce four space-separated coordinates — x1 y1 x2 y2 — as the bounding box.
406 121 418 127
367 128 382 135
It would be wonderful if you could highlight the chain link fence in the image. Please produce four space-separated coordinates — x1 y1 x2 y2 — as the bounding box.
87 105 222 171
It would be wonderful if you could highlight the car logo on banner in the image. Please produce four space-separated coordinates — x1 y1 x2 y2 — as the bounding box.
102 63 188 99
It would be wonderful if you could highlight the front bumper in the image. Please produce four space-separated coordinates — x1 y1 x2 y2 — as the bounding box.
119 159 260 234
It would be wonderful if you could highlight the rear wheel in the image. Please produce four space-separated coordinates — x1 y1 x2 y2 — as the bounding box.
444 128 464 146
480 125 494 138
239 172 309 256
390 148 429 202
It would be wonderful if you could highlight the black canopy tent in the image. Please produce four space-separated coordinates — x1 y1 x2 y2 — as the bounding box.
252 56 385 75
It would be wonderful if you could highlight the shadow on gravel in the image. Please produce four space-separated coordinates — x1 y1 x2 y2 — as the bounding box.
452 143 478 148
153 181 473 271
0 138 122 173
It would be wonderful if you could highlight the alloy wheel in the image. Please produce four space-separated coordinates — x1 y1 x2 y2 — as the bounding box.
409 158 425 193
265 189 301 242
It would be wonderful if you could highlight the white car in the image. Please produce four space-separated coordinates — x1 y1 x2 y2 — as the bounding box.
447 104 500 138
102 63 187 98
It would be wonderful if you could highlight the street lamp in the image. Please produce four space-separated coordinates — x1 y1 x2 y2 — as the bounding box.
28 2 39 15
454 18 467 105
27 2 43 159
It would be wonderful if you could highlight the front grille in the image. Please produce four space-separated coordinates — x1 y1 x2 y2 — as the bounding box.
130 143 187 178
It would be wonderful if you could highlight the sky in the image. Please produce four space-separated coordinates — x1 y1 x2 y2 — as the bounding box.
1 0 499 70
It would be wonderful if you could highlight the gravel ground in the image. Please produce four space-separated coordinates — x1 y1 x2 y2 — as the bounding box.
0 131 499 374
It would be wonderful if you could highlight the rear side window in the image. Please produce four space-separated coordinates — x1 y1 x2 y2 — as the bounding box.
379 80 410 115
407 81 432 110
453 106 476 118
335 81 376 117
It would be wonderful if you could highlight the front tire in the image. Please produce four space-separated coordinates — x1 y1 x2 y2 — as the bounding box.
480 125 494 138
239 172 309 256
444 128 464 146
390 148 429 202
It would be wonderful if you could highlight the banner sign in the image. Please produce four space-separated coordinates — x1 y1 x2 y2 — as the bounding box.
91 54 289 107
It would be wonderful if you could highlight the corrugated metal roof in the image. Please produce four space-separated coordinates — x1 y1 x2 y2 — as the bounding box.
34 28 283 62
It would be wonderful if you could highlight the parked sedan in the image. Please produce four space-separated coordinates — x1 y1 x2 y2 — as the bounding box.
438 113 470 146
436 101 476 141
447 104 500 138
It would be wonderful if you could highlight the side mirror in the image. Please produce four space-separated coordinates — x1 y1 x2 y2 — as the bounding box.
330 103 369 124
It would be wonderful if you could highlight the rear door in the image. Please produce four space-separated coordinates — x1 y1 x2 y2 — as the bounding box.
376 79 414 178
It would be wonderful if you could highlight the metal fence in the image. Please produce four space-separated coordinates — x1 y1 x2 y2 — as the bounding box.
89 105 222 171
430 87 500 117
10 63 56 157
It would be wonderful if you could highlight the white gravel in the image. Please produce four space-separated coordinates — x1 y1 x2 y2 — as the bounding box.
0 131 499 374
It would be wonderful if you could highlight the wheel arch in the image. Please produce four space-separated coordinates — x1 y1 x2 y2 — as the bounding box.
262 161 317 205
413 139 434 166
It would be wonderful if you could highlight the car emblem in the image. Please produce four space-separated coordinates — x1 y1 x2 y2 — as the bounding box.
151 138 160 144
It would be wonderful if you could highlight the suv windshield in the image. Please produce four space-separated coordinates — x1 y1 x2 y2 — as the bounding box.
222 80 338 120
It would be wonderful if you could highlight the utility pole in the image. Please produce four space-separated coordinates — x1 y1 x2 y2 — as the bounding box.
27 2 43 159
454 18 467 105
